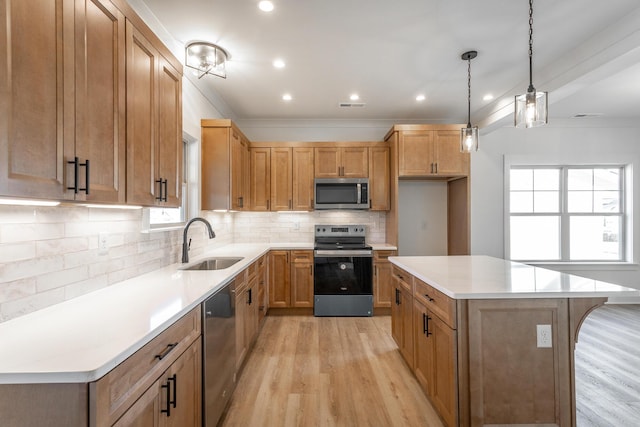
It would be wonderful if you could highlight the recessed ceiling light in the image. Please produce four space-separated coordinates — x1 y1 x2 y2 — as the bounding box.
258 1 274 12
282 94 292 101
416 94 426 102
483 94 494 101
273 59 285 69
350 94 359 101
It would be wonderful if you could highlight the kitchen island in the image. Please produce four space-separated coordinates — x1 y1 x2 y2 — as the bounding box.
388 255 640 427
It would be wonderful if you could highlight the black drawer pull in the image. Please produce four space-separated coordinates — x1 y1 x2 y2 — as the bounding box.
425 293 434 302
248 288 252 305
395 288 400 305
161 380 171 416
155 343 178 360
425 315 432 337
168 374 177 409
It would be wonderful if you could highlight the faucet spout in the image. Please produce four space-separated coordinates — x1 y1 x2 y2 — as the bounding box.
182 217 216 263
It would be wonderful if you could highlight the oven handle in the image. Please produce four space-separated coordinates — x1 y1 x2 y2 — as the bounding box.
314 249 372 257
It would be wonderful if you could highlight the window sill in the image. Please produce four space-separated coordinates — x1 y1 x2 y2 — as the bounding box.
524 261 638 271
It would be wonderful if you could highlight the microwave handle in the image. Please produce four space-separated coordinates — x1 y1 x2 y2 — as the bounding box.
357 183 361 204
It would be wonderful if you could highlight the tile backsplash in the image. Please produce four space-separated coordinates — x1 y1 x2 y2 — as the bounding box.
0 206 385 322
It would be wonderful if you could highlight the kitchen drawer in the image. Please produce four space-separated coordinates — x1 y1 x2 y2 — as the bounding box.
392 266 413 293
291 250 313 263
256 254 267 269
247 259 258 280
90 306 201 426
235 267 249 293
414 278 456 329
374 250 396 261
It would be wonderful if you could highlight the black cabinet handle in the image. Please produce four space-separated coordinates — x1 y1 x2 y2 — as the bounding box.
155 343 178 360
161 380 171 416
425 293 434 302
395 288 400 305
248 288 252 305
67 157 89 194
162 178 168 202
155 178 164 201
168 374 177 409
425 314 432 337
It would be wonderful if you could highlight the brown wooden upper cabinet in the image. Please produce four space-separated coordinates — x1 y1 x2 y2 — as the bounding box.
0 0 127 203
250 146 314 211
398 129 469 178
125 20 182 207
201 120 250 211
368 146 390 210
314 147 368 178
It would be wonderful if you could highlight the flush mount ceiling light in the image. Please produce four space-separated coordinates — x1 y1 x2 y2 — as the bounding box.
460 50 479 153
514 0 548 128
185 41 229 79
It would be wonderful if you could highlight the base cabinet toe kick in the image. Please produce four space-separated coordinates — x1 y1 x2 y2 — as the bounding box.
389 258 630 427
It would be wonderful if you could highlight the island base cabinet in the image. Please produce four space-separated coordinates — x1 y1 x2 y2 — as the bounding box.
464 299 572 427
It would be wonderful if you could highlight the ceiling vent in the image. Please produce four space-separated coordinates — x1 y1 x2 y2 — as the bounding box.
339 102 366 108
572 113 604 118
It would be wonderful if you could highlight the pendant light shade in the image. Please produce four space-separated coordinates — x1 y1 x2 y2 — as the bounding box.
460 51 478 153
514 0 548 128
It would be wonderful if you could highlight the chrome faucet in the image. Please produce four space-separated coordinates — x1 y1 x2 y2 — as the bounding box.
182 217 216 263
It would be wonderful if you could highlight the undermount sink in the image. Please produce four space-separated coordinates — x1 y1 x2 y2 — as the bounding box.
181 257 244 271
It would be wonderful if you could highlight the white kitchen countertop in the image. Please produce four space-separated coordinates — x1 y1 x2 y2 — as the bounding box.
389 255 640 300
0 243 313 385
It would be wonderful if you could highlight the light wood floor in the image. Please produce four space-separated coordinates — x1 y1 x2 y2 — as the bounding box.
220 315 444 427
575 304 640 427
221 305 640 427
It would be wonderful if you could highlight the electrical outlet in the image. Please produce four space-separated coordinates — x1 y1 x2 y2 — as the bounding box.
98 232 109 255
537 324 552 348
294 222 300 230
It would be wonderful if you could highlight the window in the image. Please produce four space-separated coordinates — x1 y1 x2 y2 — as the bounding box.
508 166 625 262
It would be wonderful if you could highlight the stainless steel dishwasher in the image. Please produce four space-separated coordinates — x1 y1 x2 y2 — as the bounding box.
202 280 236 426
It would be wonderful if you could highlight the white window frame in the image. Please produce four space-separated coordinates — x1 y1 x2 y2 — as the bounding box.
504 155 635 266
143 132 197 231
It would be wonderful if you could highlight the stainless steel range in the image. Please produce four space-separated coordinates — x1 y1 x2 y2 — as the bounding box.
313 224 373 316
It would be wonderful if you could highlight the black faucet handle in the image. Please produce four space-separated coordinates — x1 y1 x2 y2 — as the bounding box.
188 238 192 250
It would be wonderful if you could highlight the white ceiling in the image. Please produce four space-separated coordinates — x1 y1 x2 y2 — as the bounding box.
140 0 640 127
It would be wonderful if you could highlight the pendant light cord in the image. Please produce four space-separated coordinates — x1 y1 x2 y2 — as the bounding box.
467 58 472 127
528 0 535 92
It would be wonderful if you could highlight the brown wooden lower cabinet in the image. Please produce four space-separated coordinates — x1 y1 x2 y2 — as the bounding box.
269 250 314 308
374 250 396 308
391 265 607 427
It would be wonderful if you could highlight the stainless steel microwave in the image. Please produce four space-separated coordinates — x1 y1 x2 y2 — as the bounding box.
314 178 370 210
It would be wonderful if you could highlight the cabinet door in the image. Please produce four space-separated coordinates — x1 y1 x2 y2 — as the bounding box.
161 339 202 427
314 147 340 178
413 299 433 397
368 146 390 210
268 251 290 307
246 276 259 345
399 131 434 177
292 147 314 210
235 277 248 370
0 0 67 199
373 251 395 308
257 263 268 322
429 313 457 427
242 138 251 210
113 380 160 427
156 57 182 207
271 147 292 211
74 0 126 203
230 132 246 210
433 130 468 176
391 280 413 369
250 147 271 211
125 20 158 206
291 251 313 308
341 147 368 177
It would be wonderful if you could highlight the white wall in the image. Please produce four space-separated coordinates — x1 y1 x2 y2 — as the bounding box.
398 181 448 255
471 118 640 291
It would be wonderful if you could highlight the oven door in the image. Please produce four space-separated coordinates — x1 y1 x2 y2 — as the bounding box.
313 250 373 295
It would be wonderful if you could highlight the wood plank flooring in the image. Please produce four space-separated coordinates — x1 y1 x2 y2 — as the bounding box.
575 304 640 427
221 305 640 427
221 315 444 427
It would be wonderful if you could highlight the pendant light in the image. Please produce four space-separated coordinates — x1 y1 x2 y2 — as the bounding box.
514 0 548 128
460 51 479 153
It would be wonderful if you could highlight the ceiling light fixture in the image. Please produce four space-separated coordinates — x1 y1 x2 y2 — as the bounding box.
185 41 229 79
460 50 479 153
416 94 426 102
483 94 494 101
258 1 274 12
350 94 359 101
514 0 548 128
282 94 292 101
273 59 285 68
